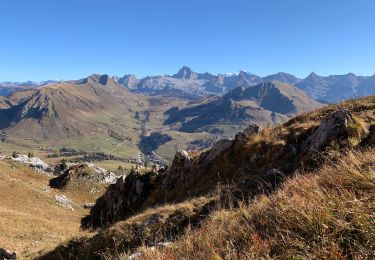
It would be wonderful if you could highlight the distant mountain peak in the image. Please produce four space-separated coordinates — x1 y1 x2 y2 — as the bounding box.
307 72 321 78
173 66 198 79
263 72 300 85
117 74 139 89
238 70 250 76
83 74 112 85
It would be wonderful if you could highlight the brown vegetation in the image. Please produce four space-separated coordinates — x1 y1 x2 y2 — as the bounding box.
139 150 375 259
0 160 93 259
37 96 375 259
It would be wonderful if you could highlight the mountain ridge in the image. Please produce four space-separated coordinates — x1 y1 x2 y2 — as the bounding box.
114 67 375 102
164 81 321 134
2 67 375 102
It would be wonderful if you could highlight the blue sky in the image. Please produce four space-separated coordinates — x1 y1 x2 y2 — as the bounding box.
0 0 374 81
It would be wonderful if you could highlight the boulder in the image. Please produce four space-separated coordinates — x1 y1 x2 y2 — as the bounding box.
49 163 117 189
301 110 355 153
83 203 96 209
0 248 16 260
175 150 191 162
234 124 259 145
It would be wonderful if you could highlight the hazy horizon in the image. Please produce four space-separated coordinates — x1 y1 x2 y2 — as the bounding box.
1 67 375 84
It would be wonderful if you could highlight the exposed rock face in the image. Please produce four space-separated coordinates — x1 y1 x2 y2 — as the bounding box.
83 144 225 228
301 110 355 153
198 139 232 164
82 171 160 228
11 155 49 171
49 163 116 190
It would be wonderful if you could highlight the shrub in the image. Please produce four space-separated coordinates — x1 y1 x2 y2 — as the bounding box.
60 159 68 170
12 151 18 158
27 152 34 158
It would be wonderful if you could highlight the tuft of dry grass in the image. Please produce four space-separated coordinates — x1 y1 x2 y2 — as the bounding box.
137 150 375 259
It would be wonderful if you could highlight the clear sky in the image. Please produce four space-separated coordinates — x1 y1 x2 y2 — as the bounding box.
0 0 374 81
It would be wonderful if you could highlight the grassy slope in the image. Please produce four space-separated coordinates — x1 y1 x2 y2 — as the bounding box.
39 149 375 260
0 78 145 160
0 160 100 259
139 150 375 259
38 96 375 259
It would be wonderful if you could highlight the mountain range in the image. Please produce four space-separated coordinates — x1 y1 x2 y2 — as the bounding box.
164 81 320 133
115 67 375 102
2 67 375 103
0 72 321 161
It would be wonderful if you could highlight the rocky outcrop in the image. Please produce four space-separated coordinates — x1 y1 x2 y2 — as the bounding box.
82 170 160 228
198 139 232 164
82 141 234 229
49 163 116 190
234 124 259 145
11 155 49 172
301 110 355 153
0 248 16 260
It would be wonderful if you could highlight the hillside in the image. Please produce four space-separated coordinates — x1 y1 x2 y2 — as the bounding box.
0 159 97 259
0 96 13 109
39 96 375 259
164 81 321 134
0 75 145 158
0 74 142 138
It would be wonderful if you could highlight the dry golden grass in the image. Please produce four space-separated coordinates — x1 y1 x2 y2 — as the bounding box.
35 96 375 259
0 160 96 259
37 197 213 259
136 149 375 259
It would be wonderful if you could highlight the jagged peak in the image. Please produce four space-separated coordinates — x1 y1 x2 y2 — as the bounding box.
120 74 138 80
173 66 198 79
117 74 140 89
79 74 114 86
306 72 321 79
